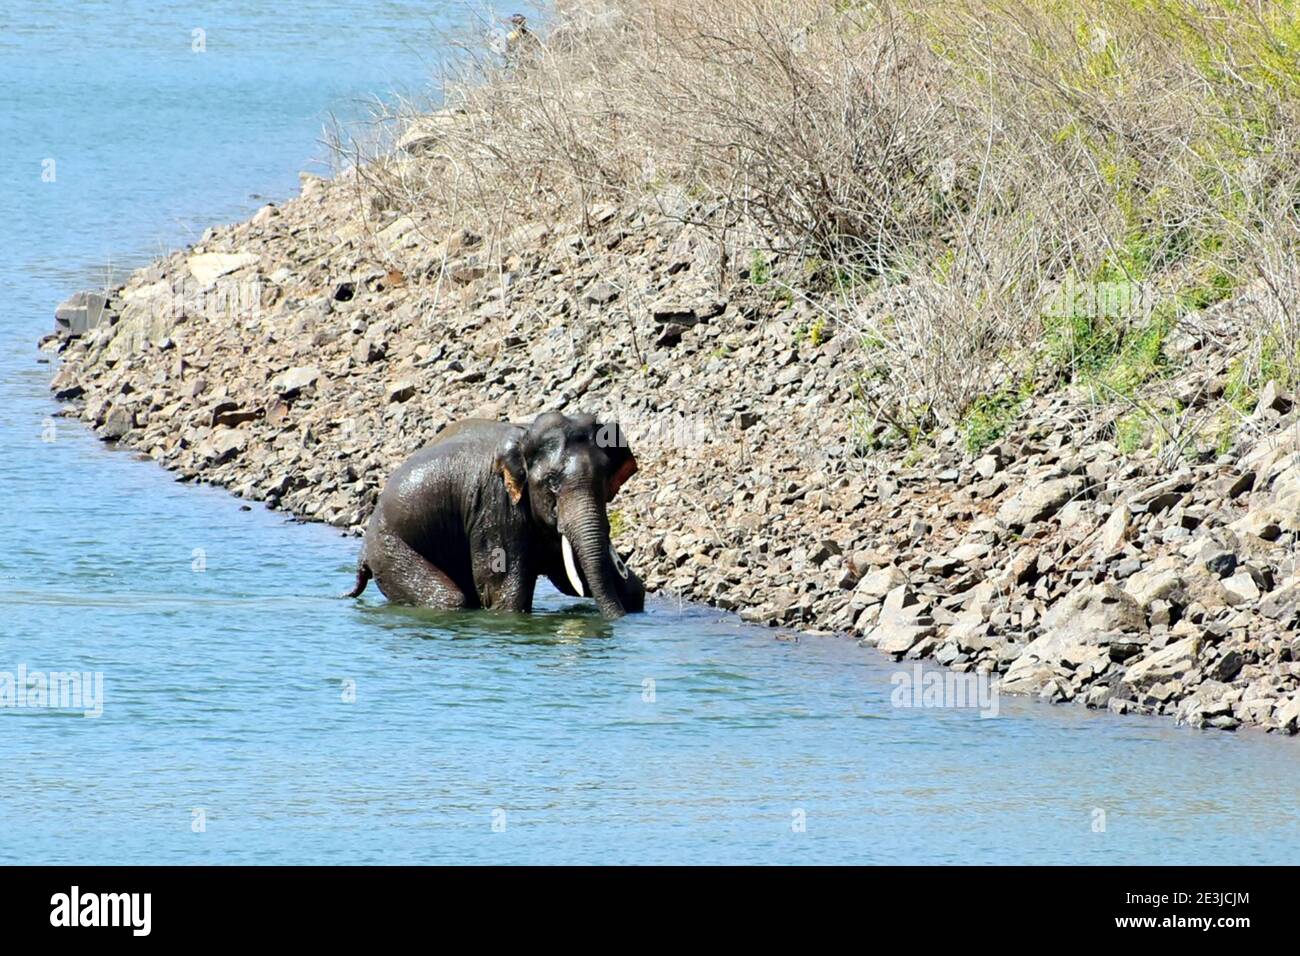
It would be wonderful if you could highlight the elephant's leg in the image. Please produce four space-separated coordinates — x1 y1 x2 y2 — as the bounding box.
484 563 535 613
369 531 467 609
615 557 646 613
469 532 535 613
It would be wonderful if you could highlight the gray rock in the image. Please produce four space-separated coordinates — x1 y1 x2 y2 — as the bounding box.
272 365 320 398
810 539 841 565
1258 379 1293 414
1122 637 1197 687
996 476 1084 528
853 566 906 604
1001 583 1145 694
187 251 257 286
654 324 685 348
583 281 618 306
1276 694 1300 734
651 296 725 325
1129 473 1193 513
1083 684 1112 709
1113 558 1142 580
388 380 416 404
1259 581 1300 622
54 290 110 337
1174 682 1233 726
1204 550 1238 578
1099 506 1128 554
99 405 135 440
198 427 248 464
1210 649 1244 682
868 585 935 656
1221 571 1260 605
1124 562 1183 608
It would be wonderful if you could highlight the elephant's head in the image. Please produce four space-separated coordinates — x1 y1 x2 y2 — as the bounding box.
495 411 640 618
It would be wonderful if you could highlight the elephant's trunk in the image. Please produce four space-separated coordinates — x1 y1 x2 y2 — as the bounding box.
558 487 625 619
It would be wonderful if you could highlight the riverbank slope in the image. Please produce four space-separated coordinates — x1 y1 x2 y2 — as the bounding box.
44 0 1300 734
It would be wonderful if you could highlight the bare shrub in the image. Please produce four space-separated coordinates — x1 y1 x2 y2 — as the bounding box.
330 0 1300 451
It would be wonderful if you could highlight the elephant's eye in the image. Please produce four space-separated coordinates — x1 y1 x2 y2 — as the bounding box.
546 474 562 493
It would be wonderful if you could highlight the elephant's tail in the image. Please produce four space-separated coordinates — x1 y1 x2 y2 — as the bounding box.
343 556 372 599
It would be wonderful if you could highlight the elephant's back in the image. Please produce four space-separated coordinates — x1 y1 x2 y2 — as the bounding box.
393 419 517 479
375 418 518 541
429 418 519 449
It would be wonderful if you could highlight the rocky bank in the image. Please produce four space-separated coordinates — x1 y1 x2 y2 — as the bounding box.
42 163 1300 736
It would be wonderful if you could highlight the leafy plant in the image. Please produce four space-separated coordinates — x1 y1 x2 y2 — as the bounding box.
960 381 1030 454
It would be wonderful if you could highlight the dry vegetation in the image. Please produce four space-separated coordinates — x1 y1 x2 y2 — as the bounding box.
333 0 1300 461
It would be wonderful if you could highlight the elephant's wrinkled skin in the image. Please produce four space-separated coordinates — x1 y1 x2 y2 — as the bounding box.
346 412 645 618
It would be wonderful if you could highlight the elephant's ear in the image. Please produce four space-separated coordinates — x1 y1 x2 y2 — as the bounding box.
494 434 528 506
595 422 638 501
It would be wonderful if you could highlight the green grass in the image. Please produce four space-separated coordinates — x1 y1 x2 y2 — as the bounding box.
1042 260 1240 403
805 316 827 347
960 381 1030 454
1224 329 1298 414
1113 399 1181 455
1095 313 1172 397
1212 408 1242 456
1115 410 1148 454
848 381 936 456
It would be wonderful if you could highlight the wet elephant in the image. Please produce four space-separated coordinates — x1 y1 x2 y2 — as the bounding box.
346 411 644 618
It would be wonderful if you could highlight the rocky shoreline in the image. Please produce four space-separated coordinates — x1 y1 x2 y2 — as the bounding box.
42 162 1300 736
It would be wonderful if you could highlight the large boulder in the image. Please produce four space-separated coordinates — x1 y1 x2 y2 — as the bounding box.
197 427 248 464
1276 694 1300 734
996 476 1084 529
1259 578 1300 623
187 252 257 287
272 365 321 399
98 404 136 441
98 279 179 361
851 566 906 606
865 585 935 656
1123 558 1183 609
1121 637 1197 688
54 290 110 337
1001 583 1146 694
1175 681 1234 728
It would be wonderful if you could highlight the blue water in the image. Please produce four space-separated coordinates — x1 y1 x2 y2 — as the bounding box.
2 2 1299 866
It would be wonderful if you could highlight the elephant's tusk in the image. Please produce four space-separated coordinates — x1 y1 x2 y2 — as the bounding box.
561 534 585 597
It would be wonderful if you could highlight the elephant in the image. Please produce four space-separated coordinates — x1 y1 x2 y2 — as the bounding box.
345 411 645 618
